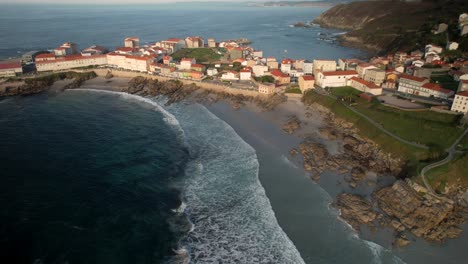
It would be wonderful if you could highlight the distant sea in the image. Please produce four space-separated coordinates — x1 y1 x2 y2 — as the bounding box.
0 2 367 61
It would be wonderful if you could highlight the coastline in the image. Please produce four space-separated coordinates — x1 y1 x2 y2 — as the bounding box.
7 74 467 263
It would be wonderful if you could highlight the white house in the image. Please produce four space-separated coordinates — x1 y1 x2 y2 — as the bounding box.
356 63 377 78
349 77 382 95
316 70 358 88
458 80 468 92
313 59 336 76
281 58 294 74
207 68 218 76
179 58 196 70
303 60 313 75
398 74 453 99
451 91 468 113
240 67 252 81
0 61 22 77
447 42 459 51
253 65 268 77
258 82 276 94
221 71 239 81
36 54 108 72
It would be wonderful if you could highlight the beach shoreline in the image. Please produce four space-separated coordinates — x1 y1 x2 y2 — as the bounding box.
68 75 468 263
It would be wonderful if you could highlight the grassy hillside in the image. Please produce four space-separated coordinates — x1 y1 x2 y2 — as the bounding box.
313 0 468 54
171 48 222 63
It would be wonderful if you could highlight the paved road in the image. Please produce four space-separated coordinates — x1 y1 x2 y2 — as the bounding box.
420 128 468 198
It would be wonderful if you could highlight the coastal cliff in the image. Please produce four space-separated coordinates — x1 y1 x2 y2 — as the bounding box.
313 0 468 54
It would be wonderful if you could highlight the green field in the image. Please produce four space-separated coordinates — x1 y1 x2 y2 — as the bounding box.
426 153 468 194
430 75 459 92
171 48 222 63
354 102 463 149
285 86 302 94
330 86 362 98
302 91 428 162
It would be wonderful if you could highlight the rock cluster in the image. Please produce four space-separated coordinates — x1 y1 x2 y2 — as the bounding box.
282 116 301 134
334 193 377 231
298 103 402 184
374 181 465 242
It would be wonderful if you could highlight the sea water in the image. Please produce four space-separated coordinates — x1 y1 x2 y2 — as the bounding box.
0 3 367 61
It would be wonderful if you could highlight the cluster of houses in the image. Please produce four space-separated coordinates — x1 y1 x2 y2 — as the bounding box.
1 18 468 114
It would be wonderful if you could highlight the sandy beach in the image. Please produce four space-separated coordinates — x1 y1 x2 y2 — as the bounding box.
77 76 468 264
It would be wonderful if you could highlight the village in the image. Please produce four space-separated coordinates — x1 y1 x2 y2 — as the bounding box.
1 13 468 116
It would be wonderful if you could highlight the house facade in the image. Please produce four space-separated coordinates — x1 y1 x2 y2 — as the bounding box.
270 69 290 85
0 61 22 77
313 59 336 76
316 70 358 88
451 91 468 113
349 77 382 95
298 75 315 93
36 54 108 72
258 83 276 94
364 69 385 86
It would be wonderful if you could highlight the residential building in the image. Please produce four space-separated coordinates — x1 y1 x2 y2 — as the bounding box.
447 42 459 51
349 77 382 95
364 68 385 86
394 51 407 63
253 50 263 58
124 37 140 48
356 63 377 78
0 61 22 77
270 69 290 85
54 42 78 56
313 59 336 76
451 91 468 113
228 47 243 60
208 38 216 48
207 68 218 76
298 75 315 93
240 67 252 81
315 70 358 88
36 54 107 72
156 38 186 53
303 60 313 75
179 58 196 70
163 55 173 65
253 65 268 77
114 46 137 55
21 51 49 64
185 36 204 48
221 71 239 80
191 64 205 72
425 44 443 56
410 50 424 60
258 82 276 94
81 45 108 56
395 65 405 73
398 74 453 99
35 53 56 62
267 60 279 70
458 80 468 92
338 58 363 71
434 23 448 34
281 58 294 74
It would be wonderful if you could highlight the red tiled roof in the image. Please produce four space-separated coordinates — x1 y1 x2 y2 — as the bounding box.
400 74 427 82
240 68 252 73
125 37 139 41
36 53 55 59
270 69 289 78
461 80 468 84
0 61 21 70
357 63 375 68
350 77 380 89
456 91 468 97
421 83 452 94
165 38 181 42
191 64 204 68
301 75 315 81
36 55 106 64
115 47 135 52
322 70 358 76
281 58 294 64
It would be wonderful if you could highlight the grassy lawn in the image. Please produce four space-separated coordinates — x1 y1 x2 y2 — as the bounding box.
285 87 302 94
302 91 428 164
431 75 459 92
171 48 222 63
330 86 362 98
354 101 463 149
426 153 468 194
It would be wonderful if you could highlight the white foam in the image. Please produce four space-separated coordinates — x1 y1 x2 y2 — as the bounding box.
166 102 306 263
171 201 187 214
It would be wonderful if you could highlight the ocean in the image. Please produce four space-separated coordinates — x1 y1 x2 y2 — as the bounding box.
1 3 466 264
0 3 367 61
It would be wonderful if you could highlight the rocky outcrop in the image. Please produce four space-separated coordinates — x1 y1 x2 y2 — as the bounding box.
374 181 466 243
298 103 402 185
334 193 378 231
0 71 97 97
293 22 311 28
282 116 301 134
